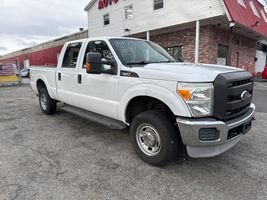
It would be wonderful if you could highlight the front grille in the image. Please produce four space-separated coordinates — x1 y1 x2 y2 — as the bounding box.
213 71 253 121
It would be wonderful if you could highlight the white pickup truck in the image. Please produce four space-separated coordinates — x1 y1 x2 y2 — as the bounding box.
31 37 255 166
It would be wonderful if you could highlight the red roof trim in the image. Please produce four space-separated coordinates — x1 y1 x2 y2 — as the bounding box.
223 0 267 37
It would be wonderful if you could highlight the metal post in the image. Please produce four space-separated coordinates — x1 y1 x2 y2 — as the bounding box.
146 31 150 41
16 58 22 84
195 20 200 64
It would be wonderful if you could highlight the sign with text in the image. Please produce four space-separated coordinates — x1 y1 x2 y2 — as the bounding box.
98 0 118 9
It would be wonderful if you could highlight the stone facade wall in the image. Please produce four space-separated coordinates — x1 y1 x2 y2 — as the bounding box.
151 25 257 73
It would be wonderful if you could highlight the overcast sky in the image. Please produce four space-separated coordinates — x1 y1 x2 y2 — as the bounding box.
0 0 89 55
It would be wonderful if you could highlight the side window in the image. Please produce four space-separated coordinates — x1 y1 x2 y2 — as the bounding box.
83 41 116 74
62 43 82 68
83 40 114 62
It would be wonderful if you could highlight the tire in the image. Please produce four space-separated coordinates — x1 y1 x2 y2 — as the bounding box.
38 87 57 115
130 111 178 166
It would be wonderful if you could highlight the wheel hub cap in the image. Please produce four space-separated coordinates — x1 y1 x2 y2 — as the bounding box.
142 131 156 147
136 124 161 156
40 94 47 110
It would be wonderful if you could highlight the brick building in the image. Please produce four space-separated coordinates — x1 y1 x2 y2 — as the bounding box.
85 0 267 73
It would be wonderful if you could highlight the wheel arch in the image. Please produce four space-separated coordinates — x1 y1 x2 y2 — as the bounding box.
35 77 55 99
118 84 191 123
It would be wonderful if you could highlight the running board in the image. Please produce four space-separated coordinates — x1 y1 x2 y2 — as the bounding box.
59 104 127 130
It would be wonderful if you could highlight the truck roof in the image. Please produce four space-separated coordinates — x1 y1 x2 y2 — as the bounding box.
65 36 145 44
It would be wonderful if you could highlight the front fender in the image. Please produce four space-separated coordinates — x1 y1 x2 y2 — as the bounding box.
118 83 191 122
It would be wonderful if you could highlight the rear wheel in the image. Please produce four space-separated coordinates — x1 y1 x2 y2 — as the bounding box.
39 87 57 115
130 111 178 166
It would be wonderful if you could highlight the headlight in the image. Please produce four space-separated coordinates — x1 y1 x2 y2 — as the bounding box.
177 82 214 117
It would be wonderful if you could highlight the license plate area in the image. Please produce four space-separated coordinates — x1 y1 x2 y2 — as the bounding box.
227 119 252 140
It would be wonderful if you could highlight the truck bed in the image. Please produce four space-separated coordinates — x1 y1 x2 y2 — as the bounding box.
30 66 58 99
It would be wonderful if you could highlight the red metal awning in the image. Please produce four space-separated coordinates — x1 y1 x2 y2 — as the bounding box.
224 0 267 38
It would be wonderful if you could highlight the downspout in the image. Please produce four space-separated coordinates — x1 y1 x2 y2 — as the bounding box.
146 31 150 41
195 20 200 63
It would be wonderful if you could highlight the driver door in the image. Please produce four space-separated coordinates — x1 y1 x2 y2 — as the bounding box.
77 40 119 119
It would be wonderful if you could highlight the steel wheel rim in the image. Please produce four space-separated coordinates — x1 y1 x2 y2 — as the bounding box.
136 123 161 156
40 93 47 110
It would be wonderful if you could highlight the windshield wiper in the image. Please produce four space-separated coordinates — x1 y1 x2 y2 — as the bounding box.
126 61 150 65
154 60 174 63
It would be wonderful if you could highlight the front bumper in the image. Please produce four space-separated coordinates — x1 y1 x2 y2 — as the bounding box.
176 103 255 158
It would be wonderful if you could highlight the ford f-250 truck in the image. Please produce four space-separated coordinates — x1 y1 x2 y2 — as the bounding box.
31 37 255 166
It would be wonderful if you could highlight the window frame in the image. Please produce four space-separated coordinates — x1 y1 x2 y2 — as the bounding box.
103 13 110 26
125 5 134 20
153 0 164 11
217 44 229 66
61 42 82 69
165 46 184 61
83 40 117 75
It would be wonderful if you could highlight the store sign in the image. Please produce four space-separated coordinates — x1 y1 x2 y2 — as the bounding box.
98 0 118 9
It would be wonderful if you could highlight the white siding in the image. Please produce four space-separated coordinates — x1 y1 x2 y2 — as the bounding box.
87 0 225 37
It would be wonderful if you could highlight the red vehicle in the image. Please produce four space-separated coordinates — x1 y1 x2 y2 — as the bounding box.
262 64 267 79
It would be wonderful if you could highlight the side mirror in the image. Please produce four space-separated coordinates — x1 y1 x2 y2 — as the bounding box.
86 52 117 75
86 53 102 74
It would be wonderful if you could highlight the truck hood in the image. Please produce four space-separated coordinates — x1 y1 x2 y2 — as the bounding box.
131 63 243 82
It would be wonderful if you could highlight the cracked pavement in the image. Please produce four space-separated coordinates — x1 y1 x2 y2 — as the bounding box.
0 79 266 200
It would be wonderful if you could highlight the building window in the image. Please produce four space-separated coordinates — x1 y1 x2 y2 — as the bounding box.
237 0 246 8
125 5 134 19
217 44 229 65
103 14 110 26
261 9 267 22
166 46 183 61
154 0 164 10
249 0 260 17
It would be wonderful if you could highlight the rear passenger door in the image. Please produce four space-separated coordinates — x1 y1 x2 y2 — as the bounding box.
56 42 82 107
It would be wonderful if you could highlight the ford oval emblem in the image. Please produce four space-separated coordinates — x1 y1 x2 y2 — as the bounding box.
240 90 250 101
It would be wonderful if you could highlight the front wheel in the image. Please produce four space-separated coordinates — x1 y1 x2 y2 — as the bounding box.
130 111 178 166
39 87 57 115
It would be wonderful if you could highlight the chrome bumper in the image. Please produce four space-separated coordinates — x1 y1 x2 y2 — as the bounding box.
176 103 255 158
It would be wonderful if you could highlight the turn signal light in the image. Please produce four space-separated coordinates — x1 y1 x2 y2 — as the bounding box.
178 90 191 100
86 63 91 71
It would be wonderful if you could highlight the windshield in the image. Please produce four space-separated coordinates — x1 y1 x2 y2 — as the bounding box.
109 39 175 66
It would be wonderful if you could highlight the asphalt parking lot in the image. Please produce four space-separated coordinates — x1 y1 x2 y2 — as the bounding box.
0 79 267 200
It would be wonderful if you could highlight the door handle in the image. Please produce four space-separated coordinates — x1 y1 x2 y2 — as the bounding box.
58 73 61 81
78 74 82 84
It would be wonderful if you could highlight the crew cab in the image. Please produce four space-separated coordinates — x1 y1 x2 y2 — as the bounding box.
30 37 255 166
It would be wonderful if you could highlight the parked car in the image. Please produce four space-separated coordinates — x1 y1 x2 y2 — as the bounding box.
30 37 255 166
20 68 30 77
261 64 267 79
